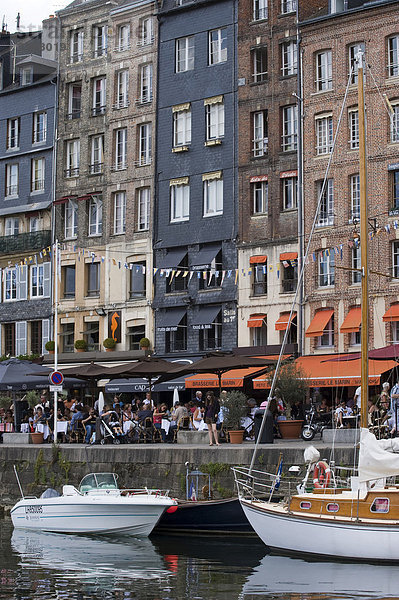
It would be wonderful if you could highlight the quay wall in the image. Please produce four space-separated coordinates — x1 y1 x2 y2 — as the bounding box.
0 443 356 508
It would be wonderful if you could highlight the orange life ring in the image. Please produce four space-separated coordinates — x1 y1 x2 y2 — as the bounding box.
313 461 331 488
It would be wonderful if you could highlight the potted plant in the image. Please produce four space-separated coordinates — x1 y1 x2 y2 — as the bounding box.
74 339 87 353
268 362 308 439
139 337 150 350
103 337 116 352
45 340 55 354
222 390 248 444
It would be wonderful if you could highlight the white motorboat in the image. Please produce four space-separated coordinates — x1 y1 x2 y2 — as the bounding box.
11 472 176 536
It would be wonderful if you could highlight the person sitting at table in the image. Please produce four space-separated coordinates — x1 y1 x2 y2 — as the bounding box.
82 408 97 444
192 403 206 431
102 405 124 435
69 403 87 433
334 400 353 428
153 403 168 442
32 406 46 430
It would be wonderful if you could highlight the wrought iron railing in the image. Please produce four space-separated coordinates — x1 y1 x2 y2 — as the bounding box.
0 230 51 254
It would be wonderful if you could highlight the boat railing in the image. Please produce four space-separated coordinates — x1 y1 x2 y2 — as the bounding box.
120 488 170 497
233 466 278 502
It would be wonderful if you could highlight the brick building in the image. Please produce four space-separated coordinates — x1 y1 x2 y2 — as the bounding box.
300 0 399 355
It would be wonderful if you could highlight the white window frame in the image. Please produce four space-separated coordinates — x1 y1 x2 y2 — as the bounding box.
5 163 19 197
20 67 32 85
139 63 153 104
253 47 267 82
252 181 268 214
115 128 127 170
281 40 297 76
30 216 39 232
203 176 223 217
349 43 365 85
170 182 190 222
5 217 19 236
139 123 152 166
16 321 27 355
65 139 80 177
117 24 130 51
114 192 126 235
68 83 81 119
206 101 224 141
349 109 359 150
390 102 399 143
4 266 27 302
140 17 153 46
7 117 19 149
253 0 268 21
31 158 45 192
253 111 268 157
92 76 106 116
209 28 227 65
90 134 104 174
282 176 297 210
33 111 47 144
317 315 334 347
351 246 361 285
93 24 107 57
88 196 103 236
70 29 84 63
174 108 191 147
65 199 78 239
30 262 51 298
176 36 194 73
116 69 129 109
315 113 333 155
318 251 335 287
350 173 360 221
282 105 297 152
393 241 399 279
316 50 332 91
388 36 399 78
281 0 296 13
138 188 150 231
316 179 334 227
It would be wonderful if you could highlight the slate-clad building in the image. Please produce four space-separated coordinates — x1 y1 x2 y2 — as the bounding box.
154 0 238 357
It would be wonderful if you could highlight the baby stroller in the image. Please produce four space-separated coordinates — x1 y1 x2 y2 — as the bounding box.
100 412 127 444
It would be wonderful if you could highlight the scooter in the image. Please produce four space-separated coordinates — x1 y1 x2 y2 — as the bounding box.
301 404 332 441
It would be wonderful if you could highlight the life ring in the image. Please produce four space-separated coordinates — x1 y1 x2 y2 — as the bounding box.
313 461 331 488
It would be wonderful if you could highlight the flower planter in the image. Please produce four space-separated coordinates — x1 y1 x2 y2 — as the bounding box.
105 348 114 352
76 349 86 353
31 432 44 444
278 420 303 439
228 430 244 444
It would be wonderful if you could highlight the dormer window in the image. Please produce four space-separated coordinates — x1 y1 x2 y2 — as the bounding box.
20 67 32 85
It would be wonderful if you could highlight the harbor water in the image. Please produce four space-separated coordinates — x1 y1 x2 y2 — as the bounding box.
0 517 397 600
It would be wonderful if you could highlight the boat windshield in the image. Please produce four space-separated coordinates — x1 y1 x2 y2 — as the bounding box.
79 473 118 492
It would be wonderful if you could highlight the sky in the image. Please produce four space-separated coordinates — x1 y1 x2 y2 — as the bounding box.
2 1 70 33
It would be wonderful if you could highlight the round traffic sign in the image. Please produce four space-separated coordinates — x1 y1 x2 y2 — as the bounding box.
49 371 64 386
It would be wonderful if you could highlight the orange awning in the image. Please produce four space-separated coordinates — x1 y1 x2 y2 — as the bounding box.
340 307 361 333
280 252 298 261
383 304 399 322
247 314 266 328
306 309 334 338
250 255 267 264
253 354 397 389
275 311 297 331
185 366 270 389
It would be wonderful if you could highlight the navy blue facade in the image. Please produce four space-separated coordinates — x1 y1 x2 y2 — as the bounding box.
154 0 238 356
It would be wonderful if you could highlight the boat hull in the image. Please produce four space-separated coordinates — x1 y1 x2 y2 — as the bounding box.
241 500 399 561
11 496 173 536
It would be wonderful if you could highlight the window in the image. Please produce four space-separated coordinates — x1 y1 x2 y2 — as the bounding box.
349 109 359 149
316 114 333 155
140 17 153 46
62 323 75 353
33 111 47 143
252 264 267 295
117 24 130 51
139 63 153 104
317 314 334 347
390 102 399 143
393 241 399 278
90 134 104 174
350 330 361 346
65 139 80 177
67 83 81 119
388 36 399 77
253 110 268 157
370 498 390 513
199 312 222 351
114 192 126 234
128 325 145 350
30 217 39 232
316 179 334 227
319 251 335 287
251 319 267 346
281 260 298 293
351 246 361 285
326 503 340 513
88 196 103 236
203 174 223 216
114 128 127 170
5 163 19 196
31 158 45 192
176 36 194 73
4 266 27 301
253 0 267 20
93 25 107 57
30 263 50 298
7 118 19 149
205 99 224 141
252 180 268 214
281 41 297 76
392 320 399 342
350 174 360 221
138 123 152 166
170 180 190 222
130 262 146 298
173 106 191 147
209 28 227 65
316 50 332 91
30 321 42 355
281 0 296 13
65 199 78 239
5 217 19 236
282 176 297 210
137 188 150 231
115 69 129 109
84 322 99 352
70 29 84 63
252 47 267 82
282 105 297 152
86 263 100 297
165 314 187 353
63 265 76 298
166 255 188 293
92 77 106 116
199 251 222 289
349 43 365 85
20 67 32 85
4 323 15 355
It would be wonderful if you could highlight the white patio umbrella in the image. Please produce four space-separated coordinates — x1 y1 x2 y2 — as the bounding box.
173 387 179 406
97 391 105 414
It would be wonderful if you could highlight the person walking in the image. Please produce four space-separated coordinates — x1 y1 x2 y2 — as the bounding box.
204 391 220 446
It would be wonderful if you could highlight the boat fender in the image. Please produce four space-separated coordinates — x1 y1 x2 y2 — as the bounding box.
313 461 331 488
166 505 178 514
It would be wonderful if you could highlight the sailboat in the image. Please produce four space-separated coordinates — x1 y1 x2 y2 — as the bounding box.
233 51 399 562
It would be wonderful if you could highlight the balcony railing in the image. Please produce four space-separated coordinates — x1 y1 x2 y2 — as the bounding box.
0 230 51 255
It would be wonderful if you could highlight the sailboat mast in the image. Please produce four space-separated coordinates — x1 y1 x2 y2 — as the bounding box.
357 51 369 429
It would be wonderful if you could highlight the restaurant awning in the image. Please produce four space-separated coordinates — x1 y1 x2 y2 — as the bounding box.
189 245 221 269
306 309 334 338
253 354 398 388
383 304 399 322
157 248 187 269
105 376 187 393
340 307 361 333
280 252 298 261
247 314 266 328
275 312 297 331
192 305 220 330
250 255 267 264
156 308 186 332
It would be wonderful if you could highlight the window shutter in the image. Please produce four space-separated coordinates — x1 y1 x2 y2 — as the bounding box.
42 319 50 354
43 262 51 298
17 266 27 300
16 321 27 355
0 268 2 303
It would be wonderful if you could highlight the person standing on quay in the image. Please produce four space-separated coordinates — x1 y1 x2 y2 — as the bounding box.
205 391 220 446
